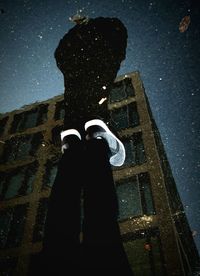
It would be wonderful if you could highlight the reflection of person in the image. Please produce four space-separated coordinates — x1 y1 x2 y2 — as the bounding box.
39 15 134 275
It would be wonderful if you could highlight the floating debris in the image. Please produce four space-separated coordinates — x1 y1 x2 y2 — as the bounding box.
98 97 107 105
179 15 191 33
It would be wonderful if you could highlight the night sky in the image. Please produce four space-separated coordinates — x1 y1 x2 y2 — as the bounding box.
0 0 200 254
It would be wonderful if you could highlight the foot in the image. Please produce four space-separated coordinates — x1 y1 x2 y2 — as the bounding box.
84 119 126 167
60 129 81 153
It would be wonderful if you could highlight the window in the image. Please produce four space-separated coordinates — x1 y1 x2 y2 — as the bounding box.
0 132 43 163
10 104 48 133
109 77 135 103
52 125 63 147
122 132 146 167
55 100 65 121
0 171 5 196
123 229 166 276
0 257 17 275
174 212 199 272
0 204 28 249
0 162 37 200
43 159 58 188
116 173 155 221
110 102 139 131
32 198 48 242
0 116 8 137
117 179 142 219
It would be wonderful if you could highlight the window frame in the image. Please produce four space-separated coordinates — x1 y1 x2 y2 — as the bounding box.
116 173 155 221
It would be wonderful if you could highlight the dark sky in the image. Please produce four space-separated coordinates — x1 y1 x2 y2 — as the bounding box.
0 0 200 253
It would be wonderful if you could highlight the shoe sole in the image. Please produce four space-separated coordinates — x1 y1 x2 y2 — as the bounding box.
60 129 81 153
60 129 81 141
85 119 126 167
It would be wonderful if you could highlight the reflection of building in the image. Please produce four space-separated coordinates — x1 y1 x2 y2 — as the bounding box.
0 71 199 275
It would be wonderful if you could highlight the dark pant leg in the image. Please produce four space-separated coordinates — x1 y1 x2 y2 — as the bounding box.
39 141 83 275
82 139 134 275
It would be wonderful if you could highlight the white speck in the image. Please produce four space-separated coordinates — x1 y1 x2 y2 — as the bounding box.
159 77 162 81
102 86 107 90
98 97 107 105
38 34 43 40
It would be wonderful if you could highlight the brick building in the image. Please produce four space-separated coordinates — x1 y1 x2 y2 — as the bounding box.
0 71 199 275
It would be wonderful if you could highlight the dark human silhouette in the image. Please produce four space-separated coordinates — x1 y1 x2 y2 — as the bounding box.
31 15 134 275
54 15 127 134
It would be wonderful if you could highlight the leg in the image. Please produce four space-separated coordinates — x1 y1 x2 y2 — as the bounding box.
82 139 133 275
40 138 83 275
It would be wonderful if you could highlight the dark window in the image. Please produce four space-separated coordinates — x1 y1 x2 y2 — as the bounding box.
0 204 28 249
0 257 17 275
123 229 166 276
109 77 135 103
0 162 37 200
43 159 58 188
32 198 48 242
122 132 146 167
0 172 5 197
37 104 48 125
0 116 8 137
116 173 155 221
117 179 142 219
174 212 200 271
0 208 13 249
52 125 63 147
55 101 65 121
10 104 48 133
139 173 155 215
0 132 43 163
110 102 139 131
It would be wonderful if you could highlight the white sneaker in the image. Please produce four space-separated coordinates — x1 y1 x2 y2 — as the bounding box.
60 129 81 153
84 119 126 167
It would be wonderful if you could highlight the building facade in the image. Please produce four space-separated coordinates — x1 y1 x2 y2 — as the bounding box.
0 71 199 275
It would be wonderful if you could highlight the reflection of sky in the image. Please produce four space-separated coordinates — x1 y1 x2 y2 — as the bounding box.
0 0 200 253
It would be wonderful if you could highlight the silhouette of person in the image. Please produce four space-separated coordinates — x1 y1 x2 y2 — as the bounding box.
36 15 134 275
